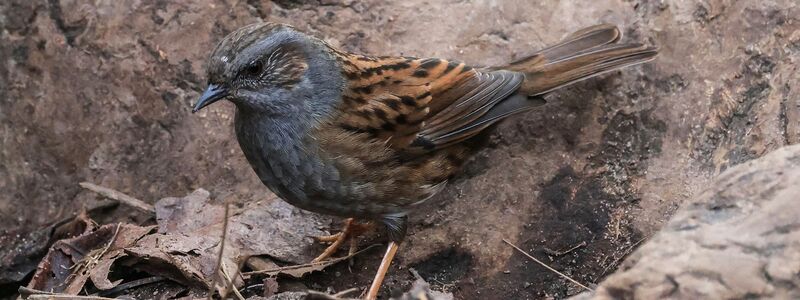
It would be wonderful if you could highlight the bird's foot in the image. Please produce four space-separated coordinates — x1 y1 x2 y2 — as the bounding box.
312 218 373 262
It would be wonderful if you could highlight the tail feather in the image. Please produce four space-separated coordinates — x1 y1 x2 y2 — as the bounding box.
427 24 657 150
505 24 658 96
536 23 621 61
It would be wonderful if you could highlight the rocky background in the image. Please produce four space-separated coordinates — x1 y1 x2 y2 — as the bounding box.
1 0 798 299
572 144 800 299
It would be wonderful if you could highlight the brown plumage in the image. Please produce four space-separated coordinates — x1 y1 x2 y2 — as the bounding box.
309 24 655 218
193 22 657 299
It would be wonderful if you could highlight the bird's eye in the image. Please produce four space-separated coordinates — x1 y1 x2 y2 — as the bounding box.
243 61 263 77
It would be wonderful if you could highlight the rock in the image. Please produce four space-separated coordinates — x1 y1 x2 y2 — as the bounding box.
572 144 800 299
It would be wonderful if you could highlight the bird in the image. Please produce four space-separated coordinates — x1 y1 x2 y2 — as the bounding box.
192 22 657 299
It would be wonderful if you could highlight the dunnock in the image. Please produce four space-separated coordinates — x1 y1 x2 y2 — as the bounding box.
193 23 656 299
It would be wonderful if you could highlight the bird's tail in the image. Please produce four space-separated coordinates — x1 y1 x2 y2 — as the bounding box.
505 24 658 96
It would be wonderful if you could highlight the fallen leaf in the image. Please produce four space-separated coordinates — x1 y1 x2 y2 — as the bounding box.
125 188 332 293
24 188 342 296
1 211 95 285
154 189 331 262
121 234 208 288
263 277 280 297
26 223 154 294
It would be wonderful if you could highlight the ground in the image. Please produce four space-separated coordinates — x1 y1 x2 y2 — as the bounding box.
0 0 798 299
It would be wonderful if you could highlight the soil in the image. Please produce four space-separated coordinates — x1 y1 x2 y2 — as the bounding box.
573 145 800 299
1 0 798 299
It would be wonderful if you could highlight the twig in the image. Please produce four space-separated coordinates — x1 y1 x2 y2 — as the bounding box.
241 244 380 276
208 203 230 300
18 287 56 296
70 223 122 271
240 283 263 293
80 182 155 214
333 287 360 298
220 262 245 300
97 223 122 259
18 287 116 300
25 295 116 300
95 276 165 297
307 290 348 300
544 241 587 258
503 238 594 292
227 257 250 297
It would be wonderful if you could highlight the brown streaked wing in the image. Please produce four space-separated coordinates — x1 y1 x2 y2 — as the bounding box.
328 50 524 155
415 70 523 151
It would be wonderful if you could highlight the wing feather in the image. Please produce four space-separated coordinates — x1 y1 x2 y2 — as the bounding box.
328 50 524 155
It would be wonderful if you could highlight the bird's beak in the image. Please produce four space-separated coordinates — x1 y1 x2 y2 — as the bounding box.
192 84 228 113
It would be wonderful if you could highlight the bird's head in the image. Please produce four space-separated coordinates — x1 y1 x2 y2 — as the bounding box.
193 23 343 118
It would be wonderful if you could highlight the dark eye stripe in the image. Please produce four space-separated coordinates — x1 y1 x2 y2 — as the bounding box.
232 45 307 89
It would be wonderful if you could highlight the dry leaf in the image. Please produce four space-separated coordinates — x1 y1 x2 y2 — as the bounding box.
121 234 208 288
154 188 331 262
1 211 94 285
25 188 343 296
26 223 154 294
125 188 332 292
263 277 279 297
243 244 379 279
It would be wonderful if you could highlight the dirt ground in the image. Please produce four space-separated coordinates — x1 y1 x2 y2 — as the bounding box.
573 144 800 299
1 0 798 299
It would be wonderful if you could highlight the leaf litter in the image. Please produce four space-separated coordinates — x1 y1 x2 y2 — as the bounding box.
20 185 386 298
1 210 96 286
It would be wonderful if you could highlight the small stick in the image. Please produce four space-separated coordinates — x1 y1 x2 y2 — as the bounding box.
305 291 344 300
18 287 116 300
18 287 56 296
69 223 122 272
27 295 115 300
98 223 122 258
240 283 263 293
79 182 155 214
242 244 380 276
544 241 587 258
208 203 231 300
26 295 116 300
503 238 594 292
221 258 248 300
333 287 360 298
95 276 165 297
220 262 245 300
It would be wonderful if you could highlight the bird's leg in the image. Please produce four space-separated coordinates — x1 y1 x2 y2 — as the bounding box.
312 218 374 262
365 241 399 300
313 232 344 243
348 233 359 256
312 218 353 262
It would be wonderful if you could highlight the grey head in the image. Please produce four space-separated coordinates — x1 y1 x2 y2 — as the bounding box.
192 23 344 121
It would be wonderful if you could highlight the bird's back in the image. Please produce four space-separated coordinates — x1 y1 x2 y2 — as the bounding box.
304 24 657 215
308 49 523 211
